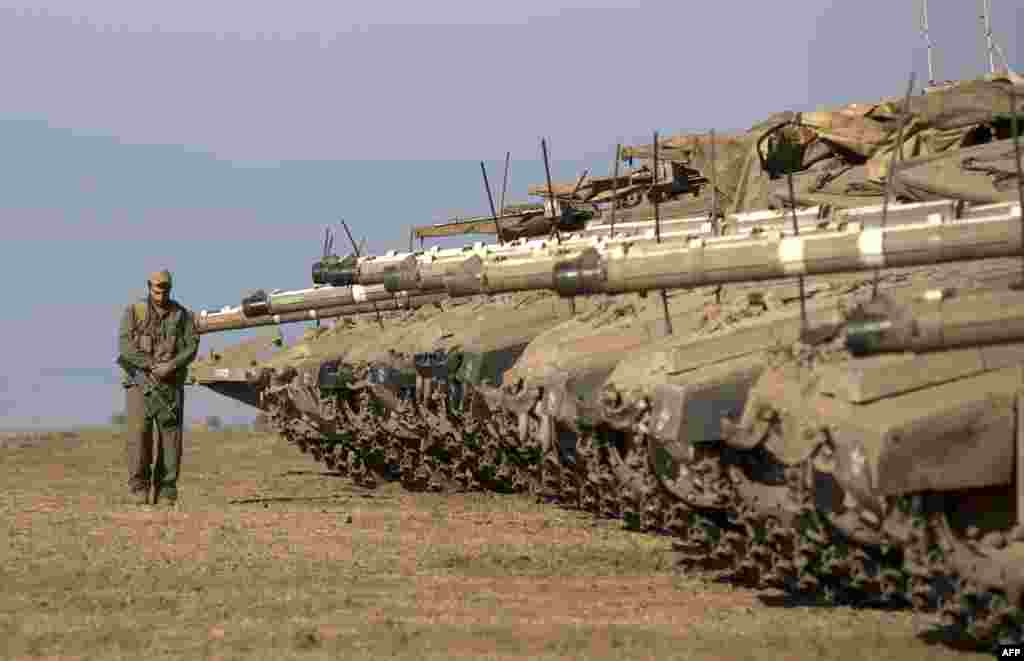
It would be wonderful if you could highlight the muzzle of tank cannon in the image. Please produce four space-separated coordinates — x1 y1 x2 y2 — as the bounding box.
845 288 1024 356
311 254 359 287
240 290 272 317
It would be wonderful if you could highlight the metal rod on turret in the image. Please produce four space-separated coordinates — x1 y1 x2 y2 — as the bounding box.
653 130 673 336
981 0 996 75
540 138 573 315
1018 364 1024 529
499 151 511 219
571 169 589 196
541 138 558 241
709 128 723 305
1013 87 1023 252
709 129 719 233
786 164 808 333
610 143 621 234
653 130 662 244
317 226 333 328
542 137 574 315
480 160 503 245
341 219 385 330
920 0 936 85
874 71 916 299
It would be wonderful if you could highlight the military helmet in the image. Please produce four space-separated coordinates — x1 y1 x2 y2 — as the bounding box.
148 269 173 288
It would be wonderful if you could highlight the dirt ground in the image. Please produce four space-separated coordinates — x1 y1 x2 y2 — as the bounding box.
0 428 990 660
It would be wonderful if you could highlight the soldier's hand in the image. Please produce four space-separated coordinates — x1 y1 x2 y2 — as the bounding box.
151 363 174 380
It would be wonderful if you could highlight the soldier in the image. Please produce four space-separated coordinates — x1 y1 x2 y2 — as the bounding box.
117 269 200 505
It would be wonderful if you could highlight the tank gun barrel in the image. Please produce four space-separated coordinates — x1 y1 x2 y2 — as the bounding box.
845 288 1024 355
441 201 1021 297
311 252 418 287
383 205 835 294
196 290 443 334
239 282 421 318
313 204 832 295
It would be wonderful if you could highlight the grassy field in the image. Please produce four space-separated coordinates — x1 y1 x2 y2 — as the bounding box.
0 427 989 660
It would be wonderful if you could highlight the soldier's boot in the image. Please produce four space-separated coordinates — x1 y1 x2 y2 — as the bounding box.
155 483 178 507
126 483 150 505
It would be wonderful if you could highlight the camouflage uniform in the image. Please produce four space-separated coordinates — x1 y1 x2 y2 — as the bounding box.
117 270 199 504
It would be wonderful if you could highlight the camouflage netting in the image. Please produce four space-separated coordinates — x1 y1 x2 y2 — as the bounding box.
620 74 1024 213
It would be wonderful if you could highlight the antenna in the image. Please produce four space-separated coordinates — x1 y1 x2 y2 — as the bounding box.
980 0 1015 74
541 138 575 314
1012 87 1023 284
340 218 384 330
709 129 723 304
479 160 503 245
785 140 808 334
571 169 590 196
316 226 333 328
322 226 334 259
652 129 673 336
873 71 916 300
610 143 621 234
498 151 511 219
541 138 558 241
980 0 996 74
920 0 936 85
652 130 662 243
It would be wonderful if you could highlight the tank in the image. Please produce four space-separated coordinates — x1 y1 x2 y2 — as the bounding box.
244 291 593 491
721 285 1024 647
187 72 1024 649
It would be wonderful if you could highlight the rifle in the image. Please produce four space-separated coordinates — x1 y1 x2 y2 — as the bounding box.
116 356 178 426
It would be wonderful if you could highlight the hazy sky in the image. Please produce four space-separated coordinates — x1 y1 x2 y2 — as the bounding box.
1 1 1020 428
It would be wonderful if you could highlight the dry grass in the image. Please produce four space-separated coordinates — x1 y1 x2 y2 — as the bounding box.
0 427 987 660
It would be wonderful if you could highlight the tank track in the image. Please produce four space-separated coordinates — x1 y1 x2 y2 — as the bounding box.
252 337 1021 652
